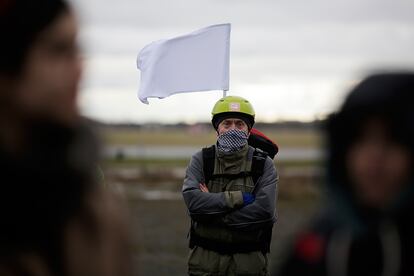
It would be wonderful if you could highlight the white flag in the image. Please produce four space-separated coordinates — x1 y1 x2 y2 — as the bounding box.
137 23 231 104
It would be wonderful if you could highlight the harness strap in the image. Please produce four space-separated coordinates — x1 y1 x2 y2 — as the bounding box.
251 148 267 186
189 227 273 254
201 145 215 185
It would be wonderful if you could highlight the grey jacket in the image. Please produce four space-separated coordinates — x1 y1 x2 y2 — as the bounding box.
182 146 278 230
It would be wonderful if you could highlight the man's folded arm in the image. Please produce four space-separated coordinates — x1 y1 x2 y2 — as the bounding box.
222 158 278 229
182 151 244 219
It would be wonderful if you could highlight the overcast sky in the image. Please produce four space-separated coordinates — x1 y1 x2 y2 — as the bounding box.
70 0 414 123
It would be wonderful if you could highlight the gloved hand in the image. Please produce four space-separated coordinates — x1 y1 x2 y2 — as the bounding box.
242 192 255 206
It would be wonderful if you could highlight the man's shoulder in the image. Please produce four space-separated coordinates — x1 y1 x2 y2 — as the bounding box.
190 149 203 161
190 145 215 165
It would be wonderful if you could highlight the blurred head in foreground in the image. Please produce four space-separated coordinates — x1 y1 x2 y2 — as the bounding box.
277 72 414 276
0 0 131 275
0 0 81 148
327 73 414 217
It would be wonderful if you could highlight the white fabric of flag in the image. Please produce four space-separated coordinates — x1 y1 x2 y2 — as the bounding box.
137 24 231 104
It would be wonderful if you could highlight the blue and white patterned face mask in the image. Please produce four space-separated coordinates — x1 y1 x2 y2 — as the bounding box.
217 129 249 153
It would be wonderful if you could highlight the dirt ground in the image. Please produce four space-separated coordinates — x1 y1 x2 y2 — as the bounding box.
106 163 323 275
128 198 319 275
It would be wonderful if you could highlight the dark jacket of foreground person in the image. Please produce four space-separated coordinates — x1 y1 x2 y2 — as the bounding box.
0 121 132 276
0 122 93 273
277 73 414 276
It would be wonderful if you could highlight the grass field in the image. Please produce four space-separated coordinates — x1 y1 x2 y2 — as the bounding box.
103 157 324 169
100 127 322 148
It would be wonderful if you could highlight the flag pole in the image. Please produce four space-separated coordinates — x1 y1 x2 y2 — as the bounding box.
223 90 228 98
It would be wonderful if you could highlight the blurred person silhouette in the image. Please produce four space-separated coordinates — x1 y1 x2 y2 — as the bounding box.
183 96 278 276
0 0 131 275
276 73 414 276
0 131 132 276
